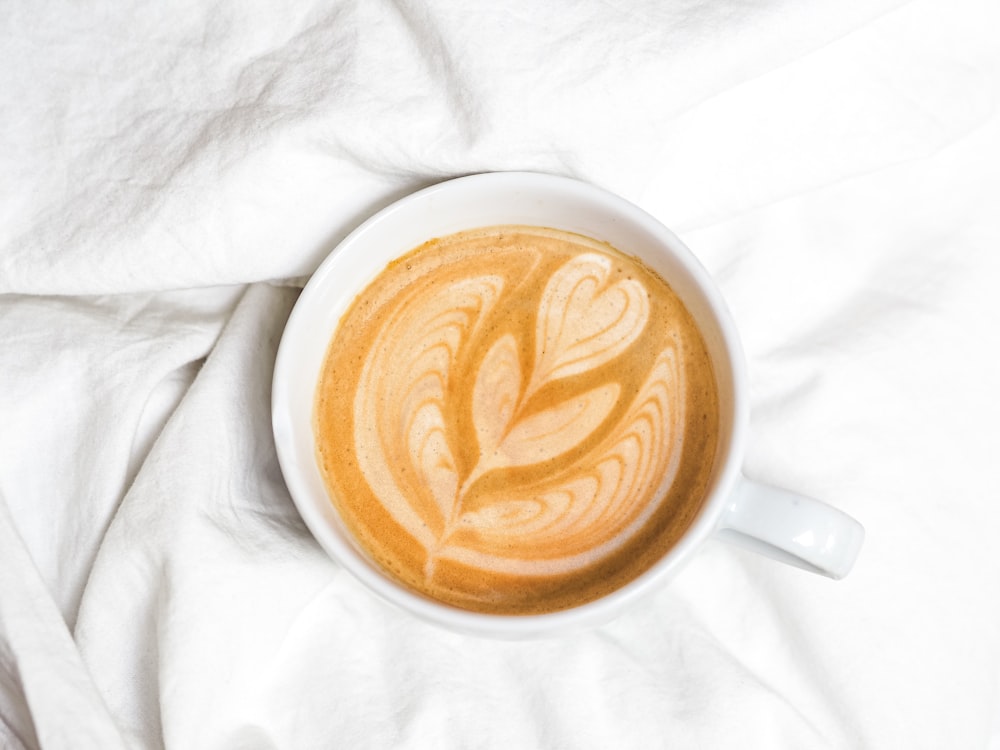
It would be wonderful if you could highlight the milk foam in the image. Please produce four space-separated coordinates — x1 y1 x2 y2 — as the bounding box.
351 249 685 579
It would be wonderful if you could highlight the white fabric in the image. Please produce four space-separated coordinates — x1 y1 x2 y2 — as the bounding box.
2 0 998 747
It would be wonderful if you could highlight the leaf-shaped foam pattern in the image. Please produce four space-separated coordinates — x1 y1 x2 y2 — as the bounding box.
528 252 649 398
471 334 522 464
486 382 620 472
406 401 458 523
354 276 504 543
349 247 687 583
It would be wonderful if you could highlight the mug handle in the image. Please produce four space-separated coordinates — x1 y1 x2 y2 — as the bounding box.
715 476 865 579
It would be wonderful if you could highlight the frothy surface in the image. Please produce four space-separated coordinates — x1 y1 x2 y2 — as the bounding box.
315 227 719 615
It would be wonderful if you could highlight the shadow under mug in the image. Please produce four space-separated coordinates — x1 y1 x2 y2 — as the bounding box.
271 171 865 638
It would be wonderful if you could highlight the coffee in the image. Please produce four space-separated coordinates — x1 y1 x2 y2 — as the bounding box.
314 226 719 615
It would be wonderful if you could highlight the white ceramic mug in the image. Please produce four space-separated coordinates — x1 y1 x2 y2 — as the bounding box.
272 172 864 638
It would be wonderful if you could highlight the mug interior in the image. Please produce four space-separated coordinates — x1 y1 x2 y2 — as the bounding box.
272 172 747 638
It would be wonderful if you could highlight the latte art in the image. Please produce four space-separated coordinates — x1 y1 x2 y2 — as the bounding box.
315 227 719 614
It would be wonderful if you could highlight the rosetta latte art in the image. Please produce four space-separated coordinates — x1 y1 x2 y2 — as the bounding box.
316 226 719 614
353 251 685 580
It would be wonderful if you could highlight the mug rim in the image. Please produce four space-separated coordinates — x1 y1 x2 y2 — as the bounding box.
272 171 749 638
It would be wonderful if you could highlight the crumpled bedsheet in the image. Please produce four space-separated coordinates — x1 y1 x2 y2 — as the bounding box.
1 0 999 748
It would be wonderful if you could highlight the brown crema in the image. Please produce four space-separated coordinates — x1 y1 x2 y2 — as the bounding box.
314 226 719 615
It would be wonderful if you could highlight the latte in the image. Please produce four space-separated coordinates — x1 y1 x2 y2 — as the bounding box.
314 226 719 615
